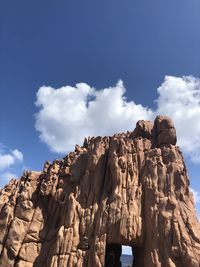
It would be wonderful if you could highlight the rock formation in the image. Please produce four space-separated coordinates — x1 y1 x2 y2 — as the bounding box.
0 115 200 267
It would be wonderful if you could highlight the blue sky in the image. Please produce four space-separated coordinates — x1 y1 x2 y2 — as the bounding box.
1 0 200 255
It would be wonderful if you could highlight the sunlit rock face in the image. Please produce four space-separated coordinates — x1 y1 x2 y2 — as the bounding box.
0 115 200 267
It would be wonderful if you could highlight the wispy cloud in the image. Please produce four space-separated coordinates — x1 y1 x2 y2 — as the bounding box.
190 188 200 204
0 172 17 184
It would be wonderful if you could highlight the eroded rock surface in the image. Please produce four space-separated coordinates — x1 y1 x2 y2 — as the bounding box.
0 115 199 267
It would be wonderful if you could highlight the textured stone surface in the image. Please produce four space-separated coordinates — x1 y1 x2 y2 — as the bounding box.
0 115 199 267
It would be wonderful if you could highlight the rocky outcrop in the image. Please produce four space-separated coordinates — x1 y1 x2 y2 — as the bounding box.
0 115 199 267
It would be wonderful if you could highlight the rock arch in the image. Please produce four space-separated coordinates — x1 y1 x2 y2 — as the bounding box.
0 116 199 267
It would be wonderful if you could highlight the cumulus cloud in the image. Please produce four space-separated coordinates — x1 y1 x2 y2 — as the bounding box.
35 81 153 153
156 76 200 163
35 75 200 164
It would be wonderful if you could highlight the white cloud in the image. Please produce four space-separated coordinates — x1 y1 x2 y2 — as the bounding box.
0 154 15 171
190 188 200 204
35 76 200 164
155 76 200 163
0 147 24 187
35 80 153 153
0 149 23 171
12 149 23 162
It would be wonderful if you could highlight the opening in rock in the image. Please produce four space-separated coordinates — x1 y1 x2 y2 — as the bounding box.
104 244 144 267
121 246 133 267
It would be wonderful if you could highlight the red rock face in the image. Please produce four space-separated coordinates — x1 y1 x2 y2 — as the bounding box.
0 115 199 267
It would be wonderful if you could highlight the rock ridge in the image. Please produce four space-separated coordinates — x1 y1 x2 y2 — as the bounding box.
0 115 199 267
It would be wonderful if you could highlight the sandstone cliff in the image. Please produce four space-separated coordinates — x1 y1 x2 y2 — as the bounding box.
0 116 200 267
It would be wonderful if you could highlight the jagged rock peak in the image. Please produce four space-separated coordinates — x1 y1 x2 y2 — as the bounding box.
0 115 199 267
132 115 177 146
